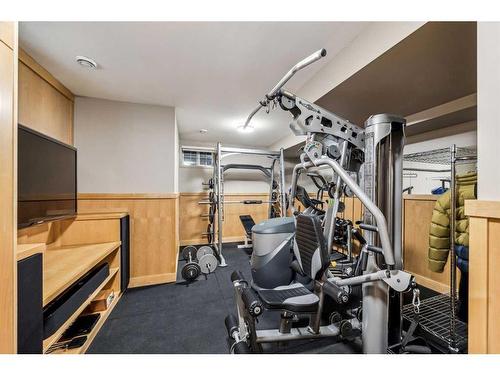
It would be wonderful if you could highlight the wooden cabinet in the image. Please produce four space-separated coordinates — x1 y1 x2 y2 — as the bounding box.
17 212 128 354
18 49 74 145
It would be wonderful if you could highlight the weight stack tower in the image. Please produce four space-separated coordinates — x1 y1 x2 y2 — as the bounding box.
362 114 406 353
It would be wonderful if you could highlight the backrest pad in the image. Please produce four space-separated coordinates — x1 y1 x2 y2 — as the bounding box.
293 214 329 279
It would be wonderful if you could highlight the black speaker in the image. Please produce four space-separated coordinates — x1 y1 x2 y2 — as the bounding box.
120 215 130 292
43 263 110 339
17 253 43 354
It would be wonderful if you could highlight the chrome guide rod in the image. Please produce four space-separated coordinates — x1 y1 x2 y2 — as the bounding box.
268 159 276 218
325 140 349 251
279 148 287 217
242 48 327 129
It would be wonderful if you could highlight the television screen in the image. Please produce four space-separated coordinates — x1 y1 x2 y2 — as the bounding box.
18 125 77 228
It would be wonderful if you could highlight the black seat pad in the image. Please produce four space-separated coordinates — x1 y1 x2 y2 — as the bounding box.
256 283 319 313
239 215 255 236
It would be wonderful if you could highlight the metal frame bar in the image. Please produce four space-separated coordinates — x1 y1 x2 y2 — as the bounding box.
449 145 457 352
220 146 281 157
403 167 451 173
210 142 288 267
216 142 227 267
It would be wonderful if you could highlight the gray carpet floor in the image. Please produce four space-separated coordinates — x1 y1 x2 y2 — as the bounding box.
87 243 361 354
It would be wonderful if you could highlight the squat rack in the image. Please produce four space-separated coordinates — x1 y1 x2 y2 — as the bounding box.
202 142 287 267
403 144 477 353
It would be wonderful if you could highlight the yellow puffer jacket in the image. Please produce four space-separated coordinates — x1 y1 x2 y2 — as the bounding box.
428 171 477 273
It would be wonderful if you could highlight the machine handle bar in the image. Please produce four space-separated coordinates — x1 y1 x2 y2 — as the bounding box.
367 245 384 255
358 223 379 233
243 48 327 129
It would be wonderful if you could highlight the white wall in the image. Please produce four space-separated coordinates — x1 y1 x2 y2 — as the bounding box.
477 22 500 200
174 110 180 193
179 141 279 193
74 97 177 193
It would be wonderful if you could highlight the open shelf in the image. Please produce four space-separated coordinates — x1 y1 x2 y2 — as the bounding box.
49 291 122 354
403 294 468 353
43 241 121 307
43 267 119 353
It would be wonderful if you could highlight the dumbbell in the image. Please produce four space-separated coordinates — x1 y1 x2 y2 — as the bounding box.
180 246 219 282
181 246 201 282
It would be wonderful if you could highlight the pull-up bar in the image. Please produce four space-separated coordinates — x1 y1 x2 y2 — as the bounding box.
222 163 273 178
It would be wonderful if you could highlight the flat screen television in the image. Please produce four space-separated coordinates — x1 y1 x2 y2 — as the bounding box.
18 125 77 229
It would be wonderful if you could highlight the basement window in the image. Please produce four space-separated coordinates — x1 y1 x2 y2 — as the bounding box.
182 149 214 167
199 152 213 166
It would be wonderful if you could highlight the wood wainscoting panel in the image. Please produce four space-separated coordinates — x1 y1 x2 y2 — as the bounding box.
18 50 74 145
78 194 179 288
0 22 17 354
403 195 457 293
465 200 500 353
487 219 500 353
179 194 365 247
179 192 271 246
468 217 488 353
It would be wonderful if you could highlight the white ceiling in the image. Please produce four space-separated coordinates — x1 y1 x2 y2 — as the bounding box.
19 22 369 147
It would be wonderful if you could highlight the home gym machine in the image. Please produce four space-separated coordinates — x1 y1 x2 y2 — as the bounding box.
225 49 421 354
200 143 287 266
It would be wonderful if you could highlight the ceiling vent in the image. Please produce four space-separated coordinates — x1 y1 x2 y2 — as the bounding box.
75 56 98 69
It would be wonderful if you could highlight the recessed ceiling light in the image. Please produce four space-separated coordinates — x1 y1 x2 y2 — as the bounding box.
75 55 98 69
237 124 254 133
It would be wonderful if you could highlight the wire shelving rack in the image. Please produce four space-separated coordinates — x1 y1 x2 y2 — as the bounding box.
402 145 476 353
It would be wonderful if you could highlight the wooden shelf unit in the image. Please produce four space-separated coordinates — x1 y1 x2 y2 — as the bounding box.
49 292 122 354
43 267 119 353
43 241 121 307
17 211 128 355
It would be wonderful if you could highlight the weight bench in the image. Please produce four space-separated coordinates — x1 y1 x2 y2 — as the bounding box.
238 215 255 249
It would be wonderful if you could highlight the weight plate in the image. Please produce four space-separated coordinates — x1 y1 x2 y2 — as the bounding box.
181 262 201 281
337 201 345 213
207 224 213 244
182 245 198 261
196 246 214 260
329 312 342 325
209 204 215 224
198 254 218 274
